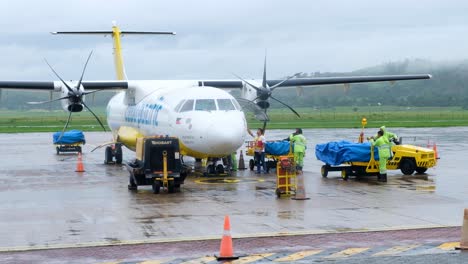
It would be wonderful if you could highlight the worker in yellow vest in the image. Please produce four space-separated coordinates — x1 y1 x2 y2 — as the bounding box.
289 128 307 174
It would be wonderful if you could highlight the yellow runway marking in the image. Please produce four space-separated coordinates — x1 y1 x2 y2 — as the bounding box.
326 248 369 258
232 253 275 263
373 244 420 256
274 250 322 262
438 242 459 250
179 256 216 264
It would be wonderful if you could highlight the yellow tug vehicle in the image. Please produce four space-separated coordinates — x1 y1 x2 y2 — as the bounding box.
320 141 438 180
319 118 438 180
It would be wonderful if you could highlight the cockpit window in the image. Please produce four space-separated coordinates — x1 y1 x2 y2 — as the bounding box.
174 100 186 112
217 99 236 110
180 100 194 112
195 99 217 111
231 99 241 111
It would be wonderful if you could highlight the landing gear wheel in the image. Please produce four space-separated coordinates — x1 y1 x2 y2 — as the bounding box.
168 181 175 193
249 159 255 171
115 144 123 164
206 164 216 174
415 167 427 174
321 165 329 178
152 180 161 194
77 146 82 154
400 159 416 175
341 169 349 181
56 146 60 155
105 146 113 164
216 164 225 174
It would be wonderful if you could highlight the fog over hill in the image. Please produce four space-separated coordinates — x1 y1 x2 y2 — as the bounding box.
1 59 468 110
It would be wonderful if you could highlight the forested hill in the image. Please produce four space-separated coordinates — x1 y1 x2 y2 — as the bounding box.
1 59 468 110
276 59 468 109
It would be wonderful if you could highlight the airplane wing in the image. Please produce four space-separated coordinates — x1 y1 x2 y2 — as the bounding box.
197 74 431 89
266 74 432 87
0 81 128 90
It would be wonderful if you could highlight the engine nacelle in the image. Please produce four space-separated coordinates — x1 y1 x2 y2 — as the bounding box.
59 81 85 112
256 100 270 109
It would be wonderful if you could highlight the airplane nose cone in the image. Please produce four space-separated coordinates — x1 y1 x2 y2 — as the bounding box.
203 114 246 156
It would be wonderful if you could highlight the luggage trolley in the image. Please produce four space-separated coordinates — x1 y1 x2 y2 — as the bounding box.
275 155 297 198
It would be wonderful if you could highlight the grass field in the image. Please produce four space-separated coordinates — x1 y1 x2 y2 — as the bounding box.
0 106 467 133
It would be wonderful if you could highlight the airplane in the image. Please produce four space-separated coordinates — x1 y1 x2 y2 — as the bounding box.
0 23 431 172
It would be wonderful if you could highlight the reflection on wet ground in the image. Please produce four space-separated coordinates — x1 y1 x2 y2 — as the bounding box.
0 127 467 249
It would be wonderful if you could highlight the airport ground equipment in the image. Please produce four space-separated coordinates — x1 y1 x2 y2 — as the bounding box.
53 130 85 154
104 143 123 164
275 156 297 198
125 136 190 193
317 140 437 180
246 140 292 173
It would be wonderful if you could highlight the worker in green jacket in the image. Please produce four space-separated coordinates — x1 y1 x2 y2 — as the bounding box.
289 128 307 174
370 130 390 182
377 126 399 144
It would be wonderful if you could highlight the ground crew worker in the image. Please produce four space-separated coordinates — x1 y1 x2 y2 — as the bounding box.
370 130 390 182
377 126 398 144
248 128 266 174
289 128 307 174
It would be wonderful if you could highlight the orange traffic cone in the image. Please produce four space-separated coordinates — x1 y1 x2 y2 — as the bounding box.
292 171 310 200
215 215 239 260
75 152 85 172
457 209 468 250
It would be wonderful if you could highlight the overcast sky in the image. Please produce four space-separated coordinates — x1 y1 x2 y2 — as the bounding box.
0 0 467 81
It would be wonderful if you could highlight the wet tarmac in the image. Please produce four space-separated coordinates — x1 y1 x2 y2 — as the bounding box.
0 127 467 250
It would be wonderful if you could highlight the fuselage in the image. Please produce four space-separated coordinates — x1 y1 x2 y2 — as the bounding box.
106 80 248 159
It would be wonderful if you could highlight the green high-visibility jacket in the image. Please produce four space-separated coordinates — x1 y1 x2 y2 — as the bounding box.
371 136 391 159
378 126 398 142
290 134 307 153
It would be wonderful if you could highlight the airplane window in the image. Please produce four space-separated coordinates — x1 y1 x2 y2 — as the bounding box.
180 100 194 112
217 99 236 110
174 100 186 112
231 99 241 110
195 99 217 111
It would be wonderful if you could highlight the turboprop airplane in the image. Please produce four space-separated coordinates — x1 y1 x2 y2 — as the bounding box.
0 23 431 169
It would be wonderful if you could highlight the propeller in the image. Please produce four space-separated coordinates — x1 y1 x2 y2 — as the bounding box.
28 51 106 140
234 54 301 131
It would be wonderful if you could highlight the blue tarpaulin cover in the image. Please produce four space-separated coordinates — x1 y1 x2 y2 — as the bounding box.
265 141 290 155
53 130 86 145
315 140 379 166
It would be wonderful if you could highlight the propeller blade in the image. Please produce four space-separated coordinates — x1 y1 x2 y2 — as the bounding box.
77 51 93 89
232 73 262 92
58 110 73 142
262 109 268 132
83 89 103 95
262 53 267 88
82 102 106 132
270 72 302 91
27 95 71 105
270 95 301 117
236 98 269 121
44 59 74 93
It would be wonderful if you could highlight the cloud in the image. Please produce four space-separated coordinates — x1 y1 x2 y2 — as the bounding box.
0 0 467 80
